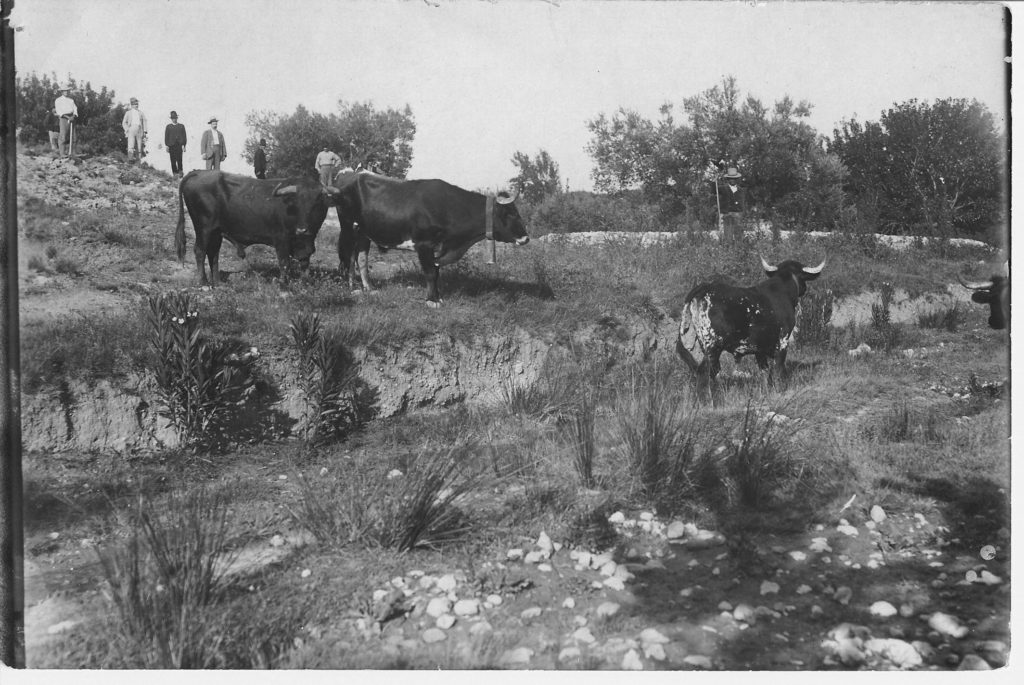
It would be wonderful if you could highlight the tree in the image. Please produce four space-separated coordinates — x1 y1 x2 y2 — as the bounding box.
15 72 129 155
509 149 561 204
585 76 842 230
244 101 416 179
830 98 1005 236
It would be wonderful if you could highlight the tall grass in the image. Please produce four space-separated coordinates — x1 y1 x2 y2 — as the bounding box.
97 487 238 669
291 444 486 552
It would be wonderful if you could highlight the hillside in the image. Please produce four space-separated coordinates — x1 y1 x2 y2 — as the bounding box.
14 148 1010 672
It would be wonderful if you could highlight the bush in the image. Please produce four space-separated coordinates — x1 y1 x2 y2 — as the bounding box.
721 402 808 508
97 487 238 668
292 445 485 552
147 292 255 451
16 72 130 156
917 303 963 332
526 191 674 236
797 287 835 348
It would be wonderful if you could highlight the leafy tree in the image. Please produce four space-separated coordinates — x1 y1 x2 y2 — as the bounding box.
829 98 1005 236
585 77 842 230
244 101 416 179
509 149 561 204
15 72 129 155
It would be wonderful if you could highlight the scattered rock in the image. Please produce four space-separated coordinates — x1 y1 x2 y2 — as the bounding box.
733 604 756 623
500 647 534 666
683 655 713 669
422 628 447 644
436 574 458 592
506 549 523 561
596 602 620 618
974 640 1008 667
870 505 887 523
865 638 923 669
621 649 644 670
435 614 456 630
485 594 502 606
520 607 543 620
536 531 553 554
562 597 576 609
760 580 780 595
572 627 596 644
796 584 812 595
809 537 832 553
558 646 582 662
453 599 479 617
834 586 853 605
469 621 493 637
958 654 992 670
603 577 626 591
666 521 687 539
426 597 452 618
608 511 626 524
870 601 898 618
928 612 969 638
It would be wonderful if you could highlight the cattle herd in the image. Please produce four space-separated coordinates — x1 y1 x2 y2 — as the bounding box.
175 169 1008 395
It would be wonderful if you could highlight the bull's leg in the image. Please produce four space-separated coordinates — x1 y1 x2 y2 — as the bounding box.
193 239 209 286
355 234 373 292
337 219 355 285
273 240 293 284
416 245 442 307
206 233 223 286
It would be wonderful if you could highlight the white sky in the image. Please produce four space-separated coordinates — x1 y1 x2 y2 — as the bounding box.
11 0 1011 192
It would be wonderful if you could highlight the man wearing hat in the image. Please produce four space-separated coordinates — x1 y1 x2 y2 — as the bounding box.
53 83 78 159
201 117 226 170
121 97 148 163
254 138 268 179
718 166 747 245
164 111 187 179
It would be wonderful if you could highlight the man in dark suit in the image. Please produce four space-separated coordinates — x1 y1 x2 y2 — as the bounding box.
254 138 267 179
718 166 747 245
164 111 187 178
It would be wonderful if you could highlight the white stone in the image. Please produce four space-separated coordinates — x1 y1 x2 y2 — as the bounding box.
558 646 582 662
422 628 447 643
809 537 832 553
599 560 618 577
666 521 687 539
621 649 644 670
575 551 593 568
300 568 311 578
683 655 713 669
796 584 812 595
837 523 859 537
789 550 807 561
870 601 898 618
426 597 452 618
733 604 756 623
562 597 576 609
435 614 456 630
269 534 285 547
928 612 969 638
958 654 992 671
436 574 457 592
644 643 667 661
453 599 480 617
524 550 546 564
372 589 389 602
760 580 781 595
608 511 626 524
834 586 853 605
639 628 670 644
572 627 596 644
386 469 404 479
520 607 543 619
591 551 614 568
597 601 620 618
603 576 626 591
718 601 733 611
486 594 502 606
639 511 655 522
536 531 553 553
865 638 922 669
469 621 493 636
506 548 524 561
870 505 887 523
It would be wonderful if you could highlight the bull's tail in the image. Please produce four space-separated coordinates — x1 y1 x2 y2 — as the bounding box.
677 297 708 371
175 173 188 264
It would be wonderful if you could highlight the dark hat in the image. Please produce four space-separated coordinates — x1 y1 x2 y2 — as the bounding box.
723 167 742 180
259 138 266 145
208 117 218 124
130 97 139 104
170 111 178 118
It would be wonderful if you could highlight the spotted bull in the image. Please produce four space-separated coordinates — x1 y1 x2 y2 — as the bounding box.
331 172 529 306
677 256 826 394
176 170 337 286
960 271 1009 330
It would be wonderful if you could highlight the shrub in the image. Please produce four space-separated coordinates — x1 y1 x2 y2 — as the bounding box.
53 257 82 276
560 387 598 488
866 400 947 444
26 255 47 272
147 291 254 450
917 303 963 332
797 287 835 348
96 487 238 668
292 444 485 552
289 312 363 444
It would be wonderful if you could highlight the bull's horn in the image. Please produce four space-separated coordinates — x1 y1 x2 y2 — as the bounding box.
958 275 994 290
273 184 298 197
760 255 778 273
495 189 518 205
802 257 827 275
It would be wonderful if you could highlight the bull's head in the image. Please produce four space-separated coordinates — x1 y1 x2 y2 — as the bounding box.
959 273 1009 330
272 182 339 268
761 255 826 296
492 189 529 246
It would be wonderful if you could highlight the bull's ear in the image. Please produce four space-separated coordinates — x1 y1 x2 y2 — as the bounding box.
273 184 298 197
760 255 778 274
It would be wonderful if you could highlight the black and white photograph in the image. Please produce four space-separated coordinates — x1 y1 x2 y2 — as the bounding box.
0 0 1014 674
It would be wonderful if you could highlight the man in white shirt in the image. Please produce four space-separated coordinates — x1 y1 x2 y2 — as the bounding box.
53 84 78 159
314 146 342 186
121 97 148 163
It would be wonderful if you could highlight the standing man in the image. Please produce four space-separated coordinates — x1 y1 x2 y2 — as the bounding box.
53 83 78 159
201 117 226 170
164 111 187 179
254 138 267 179
718 166 746 245
121 97 148 163
314 145 342 186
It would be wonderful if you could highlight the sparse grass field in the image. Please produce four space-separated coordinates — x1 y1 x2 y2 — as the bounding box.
18 157 1010 671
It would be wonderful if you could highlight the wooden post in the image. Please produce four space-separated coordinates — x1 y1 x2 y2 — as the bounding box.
0 0 25 668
